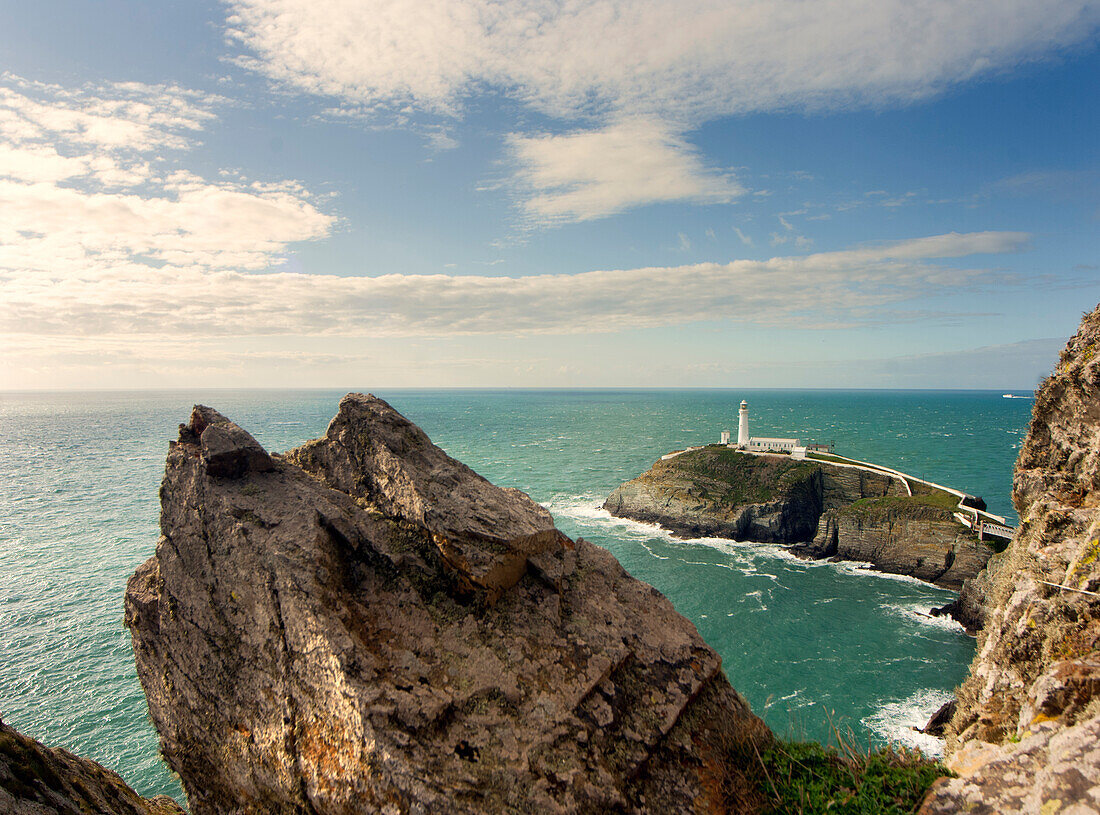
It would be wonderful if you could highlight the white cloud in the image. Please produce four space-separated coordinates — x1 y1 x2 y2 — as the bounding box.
1 231 1030 340
507 118 742 223
223 0 1100 225
224 0 1100 122
0 75 335 293
0 75 217 152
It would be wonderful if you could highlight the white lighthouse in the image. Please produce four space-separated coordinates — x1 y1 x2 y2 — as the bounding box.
737 400 749 448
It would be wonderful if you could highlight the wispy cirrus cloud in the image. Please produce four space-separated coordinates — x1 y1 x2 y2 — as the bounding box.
223 0 1100 122
2 231 1030 339
222 0 1100 225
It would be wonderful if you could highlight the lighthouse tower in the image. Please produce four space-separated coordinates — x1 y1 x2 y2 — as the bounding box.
737 400 749 448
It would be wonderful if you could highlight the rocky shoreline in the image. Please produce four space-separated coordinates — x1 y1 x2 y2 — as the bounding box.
6 302 1100 814
603 447 997 590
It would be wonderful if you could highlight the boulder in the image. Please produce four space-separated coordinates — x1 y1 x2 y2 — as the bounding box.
126 394 770 814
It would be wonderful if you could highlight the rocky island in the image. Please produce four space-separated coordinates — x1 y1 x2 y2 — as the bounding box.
604 445 999 589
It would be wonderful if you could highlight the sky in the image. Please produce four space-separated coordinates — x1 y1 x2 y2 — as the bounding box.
1 0 1098 390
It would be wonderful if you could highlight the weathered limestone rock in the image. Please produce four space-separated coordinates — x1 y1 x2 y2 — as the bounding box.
921 715 1100 814
184 404 274 479
0 716 184 815
921 302 1100 813
126 393 770 814
285 393 567 602
604 447 993 588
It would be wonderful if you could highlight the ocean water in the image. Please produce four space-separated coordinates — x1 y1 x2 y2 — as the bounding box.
0 388 1034 801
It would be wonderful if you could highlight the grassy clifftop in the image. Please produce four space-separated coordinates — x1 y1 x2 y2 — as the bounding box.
655 445 820 506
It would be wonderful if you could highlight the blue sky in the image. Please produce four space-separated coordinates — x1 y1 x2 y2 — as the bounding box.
1 0 1098 389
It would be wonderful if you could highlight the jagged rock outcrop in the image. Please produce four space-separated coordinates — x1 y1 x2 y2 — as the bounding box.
0 716 184 815
125 394 770 814
920 303 1100 814
604 447 993 588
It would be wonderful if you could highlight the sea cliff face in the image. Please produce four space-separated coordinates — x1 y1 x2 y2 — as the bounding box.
125 395 770 814
920 303 1100 813
604 448 993 589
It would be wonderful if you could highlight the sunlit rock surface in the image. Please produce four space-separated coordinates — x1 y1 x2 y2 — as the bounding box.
922 303 1100 813
126 393 770 814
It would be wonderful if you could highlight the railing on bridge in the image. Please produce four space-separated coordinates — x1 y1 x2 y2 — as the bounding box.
978 521 1016 540
955 512 1015 540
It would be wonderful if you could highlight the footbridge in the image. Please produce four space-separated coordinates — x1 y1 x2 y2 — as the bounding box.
954 513 1016 541
745 448 1018 542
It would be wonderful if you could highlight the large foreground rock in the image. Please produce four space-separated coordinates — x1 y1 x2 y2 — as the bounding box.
126 394 770 814
921 303 1100 813
0 716 184 815
604 447 993 588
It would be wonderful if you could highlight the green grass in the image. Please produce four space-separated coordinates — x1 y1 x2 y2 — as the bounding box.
757 740 949 814
842 490 962 517
701 722 950 814
806 451 900 476
663 447 819 506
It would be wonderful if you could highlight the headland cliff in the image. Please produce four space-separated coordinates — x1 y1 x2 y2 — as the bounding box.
921 302 1100 812
604 447 996 589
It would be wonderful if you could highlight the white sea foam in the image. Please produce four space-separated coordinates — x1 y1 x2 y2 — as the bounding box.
881 602 967 633
833 560 949 589
547 494 968 598
745 589 769 611
763 688 816 712
862 688 954 758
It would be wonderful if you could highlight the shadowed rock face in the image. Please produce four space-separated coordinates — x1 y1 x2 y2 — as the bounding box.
0 716 184 815
921 303 1100 814
126 394 770 814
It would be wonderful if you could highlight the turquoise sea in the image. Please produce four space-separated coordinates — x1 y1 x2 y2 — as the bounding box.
0 389 1034 801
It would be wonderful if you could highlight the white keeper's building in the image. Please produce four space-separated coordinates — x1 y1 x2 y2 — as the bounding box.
722 400 805 456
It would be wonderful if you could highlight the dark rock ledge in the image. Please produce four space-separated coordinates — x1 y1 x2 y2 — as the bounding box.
0 715 184 815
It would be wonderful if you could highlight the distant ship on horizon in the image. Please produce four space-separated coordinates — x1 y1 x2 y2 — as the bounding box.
1002 393 1034 399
